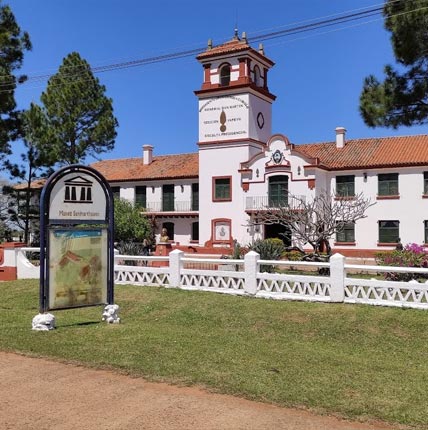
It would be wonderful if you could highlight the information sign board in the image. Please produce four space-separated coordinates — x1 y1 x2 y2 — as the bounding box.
39 165 114 312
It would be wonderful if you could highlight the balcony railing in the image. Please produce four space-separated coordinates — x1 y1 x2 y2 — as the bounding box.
245 195 305 211
145 201 198 213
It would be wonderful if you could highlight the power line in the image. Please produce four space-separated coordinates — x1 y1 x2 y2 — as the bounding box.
247 6 384 43
0 1 425 94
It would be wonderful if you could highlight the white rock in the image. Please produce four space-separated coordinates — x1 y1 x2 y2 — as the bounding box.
32 313 56 331
102 304 120 324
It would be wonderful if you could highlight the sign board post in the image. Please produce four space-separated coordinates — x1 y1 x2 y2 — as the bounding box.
33 165 117 330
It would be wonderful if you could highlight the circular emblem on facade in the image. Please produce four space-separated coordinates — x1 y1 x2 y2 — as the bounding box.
257 112 265 129
272 150 283 164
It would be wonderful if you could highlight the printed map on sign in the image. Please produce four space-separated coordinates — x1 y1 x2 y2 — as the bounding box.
49 229 107 309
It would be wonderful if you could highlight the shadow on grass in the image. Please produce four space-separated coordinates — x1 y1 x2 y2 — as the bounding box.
58 321 101 328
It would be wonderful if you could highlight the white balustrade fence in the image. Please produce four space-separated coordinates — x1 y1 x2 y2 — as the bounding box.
9 247 428 310
115 254 170 287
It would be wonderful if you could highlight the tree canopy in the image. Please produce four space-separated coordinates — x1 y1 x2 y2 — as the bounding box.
3 103 53 243
360 0 428 128
114 198 152 244
39 52 118 165
0 2 31 164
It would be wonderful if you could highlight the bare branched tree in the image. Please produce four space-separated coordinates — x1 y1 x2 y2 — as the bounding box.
251 191 375 258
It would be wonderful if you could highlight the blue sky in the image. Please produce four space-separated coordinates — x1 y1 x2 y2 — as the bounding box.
7 0 427 166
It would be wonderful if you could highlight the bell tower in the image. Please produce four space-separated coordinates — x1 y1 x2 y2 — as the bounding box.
195 31 276 149
195 32 277 247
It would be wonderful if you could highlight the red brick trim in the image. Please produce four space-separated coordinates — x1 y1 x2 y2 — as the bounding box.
422 194 428 199
201 63 212 89
205 218 234 247
376 195 400 200
195 83 276 101
377 242 398 247
236 57 251 85
334 196 356 201
331 248 377 258
212 176 232 202
0 266 17 281
198 138 266 147
197 46 275 67
334 242 356 246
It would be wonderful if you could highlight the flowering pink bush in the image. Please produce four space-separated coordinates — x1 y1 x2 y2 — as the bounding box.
375 243 428 281
404 243 425 254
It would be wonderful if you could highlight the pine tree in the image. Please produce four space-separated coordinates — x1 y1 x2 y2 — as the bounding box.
0 2 31 165
4 103 52 243
40 52 118 164
360 0 428 128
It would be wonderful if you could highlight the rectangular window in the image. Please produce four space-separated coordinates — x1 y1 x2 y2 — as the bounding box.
379 220 399 243
192 183 199 211
268 175 288 207
425 221 428 244
162 184 174 211
336 222 355 243
135 186 146 208
111 186 120 199
336 175 355 197
424 172 428 195
213 177 231 201
378 173 399 196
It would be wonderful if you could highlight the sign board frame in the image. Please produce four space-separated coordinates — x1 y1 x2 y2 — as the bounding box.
39 165 114 313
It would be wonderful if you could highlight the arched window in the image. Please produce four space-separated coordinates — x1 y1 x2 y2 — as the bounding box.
253 65 261 87
219 64 231 86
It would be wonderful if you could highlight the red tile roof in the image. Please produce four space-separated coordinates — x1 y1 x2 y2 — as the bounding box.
295 135 428 170
14 135 428 191
197 39 251 59
13 178 46 190
91 152 199 182
197 38 274 66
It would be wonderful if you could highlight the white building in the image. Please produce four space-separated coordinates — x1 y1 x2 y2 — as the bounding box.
92 34 428 257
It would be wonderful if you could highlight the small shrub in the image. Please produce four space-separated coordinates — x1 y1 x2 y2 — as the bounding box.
116 241 145 266
283 250 304 261
375 243 428 281
248 238 286 272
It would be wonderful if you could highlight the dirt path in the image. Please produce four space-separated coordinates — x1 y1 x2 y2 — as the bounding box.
0 352 403 430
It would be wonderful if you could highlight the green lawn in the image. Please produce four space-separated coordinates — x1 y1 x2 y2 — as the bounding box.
1 280 427 428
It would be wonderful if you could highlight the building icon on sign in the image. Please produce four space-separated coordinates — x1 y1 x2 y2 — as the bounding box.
64 176 93 203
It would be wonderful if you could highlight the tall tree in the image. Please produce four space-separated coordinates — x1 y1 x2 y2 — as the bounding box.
4 103 52 243
360 0 428 127
0 2 31 164
40 52 118 165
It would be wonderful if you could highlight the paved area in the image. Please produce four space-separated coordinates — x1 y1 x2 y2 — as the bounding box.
0 352 403 430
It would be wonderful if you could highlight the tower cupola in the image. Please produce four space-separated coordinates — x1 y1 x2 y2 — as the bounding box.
195 33 275 98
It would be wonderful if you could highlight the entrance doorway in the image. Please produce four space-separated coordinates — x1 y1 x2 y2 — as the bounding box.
264 223 291 246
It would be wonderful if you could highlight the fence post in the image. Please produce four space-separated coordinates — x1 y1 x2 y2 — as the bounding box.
329 253 345 302
0 242 25 281
169 249 184 288
244 251 259 295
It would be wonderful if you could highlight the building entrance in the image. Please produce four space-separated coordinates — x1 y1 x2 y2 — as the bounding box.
264 223 291 247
